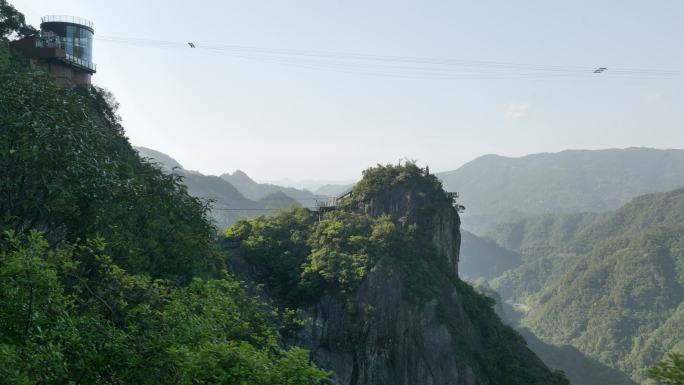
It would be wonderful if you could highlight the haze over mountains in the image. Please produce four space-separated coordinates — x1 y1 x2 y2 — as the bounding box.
6 0 684 382
450 153 684 385
219 170 322 203
139 146 684 239
263 177 356 195
470 189 684 385
437 147 684 385
136 144 684 385
438 148 684 233
138 146 684 231
135 146 323 228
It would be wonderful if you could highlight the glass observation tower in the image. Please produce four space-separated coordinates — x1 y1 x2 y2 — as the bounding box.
10 15 96 87
39 15 96 73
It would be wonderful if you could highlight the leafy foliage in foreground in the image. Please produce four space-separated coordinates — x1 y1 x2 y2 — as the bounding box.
0 9 326 383
0 39 221 283
0 0 36 39
0 231 327 384
650 352 684 385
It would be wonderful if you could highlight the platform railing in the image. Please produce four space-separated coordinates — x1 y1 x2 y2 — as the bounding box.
41 15 94 30
64 53 97 72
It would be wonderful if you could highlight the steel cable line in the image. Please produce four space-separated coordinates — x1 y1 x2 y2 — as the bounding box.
198 50 680 81
95 35 684 80
96 35 594 72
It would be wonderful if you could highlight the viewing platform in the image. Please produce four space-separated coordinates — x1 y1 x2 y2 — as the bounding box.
315 189 353 212
11 14 96 87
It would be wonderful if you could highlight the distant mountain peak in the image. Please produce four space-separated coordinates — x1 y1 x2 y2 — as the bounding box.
438 147 684 233
134 146 184 171
231 169 251 178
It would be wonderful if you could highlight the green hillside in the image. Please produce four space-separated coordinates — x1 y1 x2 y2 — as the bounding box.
472 285 638 385
459 230 522 281
438 149 684 233
527 227 684 382
487 212 600 257
224 163 570 385
486 189 684 384
518 329 638 385
486 213 600 303
0 9 326 383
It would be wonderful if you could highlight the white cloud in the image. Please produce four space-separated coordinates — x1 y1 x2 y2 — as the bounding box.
504 103 530 121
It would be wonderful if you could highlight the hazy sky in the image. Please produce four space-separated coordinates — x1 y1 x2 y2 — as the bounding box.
13 0 684 183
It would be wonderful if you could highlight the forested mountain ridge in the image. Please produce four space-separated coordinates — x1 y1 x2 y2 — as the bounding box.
472 286 638 385
483 188 684 384
459 230 523 281
223 163 570 385
521 189 684 384
0 9 327 383
135 146 303 229
487 212 601 257
485 213 602 303
135 146 342 205
438 148 684 233
221 169 325 203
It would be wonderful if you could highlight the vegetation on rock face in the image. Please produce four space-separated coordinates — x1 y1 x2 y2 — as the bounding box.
0 9 327 383
224 208 316 307
0 40 222 283
225 163 458 306
351 162 454 219
225 163 569 385
224 205 435 307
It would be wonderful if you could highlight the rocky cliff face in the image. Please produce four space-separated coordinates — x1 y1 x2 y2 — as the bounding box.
292 166 565 385
355 179 461 276
228 164 567 385
299 257 482 385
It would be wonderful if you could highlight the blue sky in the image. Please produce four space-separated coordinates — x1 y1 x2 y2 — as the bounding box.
13 0 684 183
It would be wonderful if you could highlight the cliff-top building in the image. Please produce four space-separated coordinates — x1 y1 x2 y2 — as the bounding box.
11 15 96 87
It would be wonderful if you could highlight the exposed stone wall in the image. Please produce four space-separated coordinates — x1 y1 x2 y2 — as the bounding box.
35 61 91 87
356 188 461 276
298 256 481 385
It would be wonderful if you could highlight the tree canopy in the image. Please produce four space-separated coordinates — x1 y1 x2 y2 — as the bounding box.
0 5 327 382
650 353 684 385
